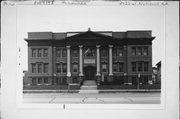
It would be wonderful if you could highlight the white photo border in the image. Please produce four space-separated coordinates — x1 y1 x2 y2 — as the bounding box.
1 1 179 119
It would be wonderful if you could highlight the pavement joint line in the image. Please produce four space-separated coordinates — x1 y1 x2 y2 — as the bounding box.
96 97 105 103
124 97 134 103
82 96 87 102
49 96 56 103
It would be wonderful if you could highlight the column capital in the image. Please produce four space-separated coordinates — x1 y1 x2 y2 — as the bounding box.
66 46 71 48
96 45 100 48
79 45 83 48
109 45 113 48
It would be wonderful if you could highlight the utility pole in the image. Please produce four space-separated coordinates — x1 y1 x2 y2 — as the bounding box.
138 73 140 90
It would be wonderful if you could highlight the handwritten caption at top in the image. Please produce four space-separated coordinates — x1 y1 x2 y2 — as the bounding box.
119 1 168 6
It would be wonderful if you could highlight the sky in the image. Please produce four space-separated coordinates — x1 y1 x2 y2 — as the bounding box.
17 4 165 70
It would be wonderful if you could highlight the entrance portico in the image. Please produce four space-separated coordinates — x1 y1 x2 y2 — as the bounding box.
65 31 116 86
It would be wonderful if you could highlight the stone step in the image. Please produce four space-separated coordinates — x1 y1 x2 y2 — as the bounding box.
79 90 99 94
83 80 97 85
80 85 97 90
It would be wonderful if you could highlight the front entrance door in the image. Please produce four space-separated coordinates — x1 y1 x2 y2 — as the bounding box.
84 66 96 81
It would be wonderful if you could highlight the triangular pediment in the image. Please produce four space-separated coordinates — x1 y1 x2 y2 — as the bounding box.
65 31 114 41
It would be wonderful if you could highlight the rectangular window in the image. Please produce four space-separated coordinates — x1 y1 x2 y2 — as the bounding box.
101 49 108 57
102 64 107 73
73 49 78 57
32 63 36 73
113 63 118 72
56 78 60 85
84 48 95 57
43 48 48 57
38 78 42 84
62 78 67 84
143 76 148 84
32 48 36 57
62 49 67 57
56 49 61 57
132 62 136 72
72 78 78 83
72 63 78 73
37 49 42 57
132 47 136 56
43 63 48 73
137 47 142 56
144 62 149 72
56 63 61 73
118 48 123 56
92 49 96 56
119 63 123 72
37 64 42 73
138 62 143 72
62 64 67 73
44 78 48 83
113 48 117 56
143 47 148 56
32 78 36 85
132 77 137 85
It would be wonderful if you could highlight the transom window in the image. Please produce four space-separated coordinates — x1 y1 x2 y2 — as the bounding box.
84 48 95 57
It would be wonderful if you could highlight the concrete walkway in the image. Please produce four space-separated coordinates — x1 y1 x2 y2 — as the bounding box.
23 92 161 104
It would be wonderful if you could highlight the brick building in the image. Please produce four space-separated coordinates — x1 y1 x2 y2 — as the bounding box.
24 29 155 89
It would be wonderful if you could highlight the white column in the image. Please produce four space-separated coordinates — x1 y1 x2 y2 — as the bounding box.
96 45 100 76
109 45 113 76
79 45 83 76
66 46 71 77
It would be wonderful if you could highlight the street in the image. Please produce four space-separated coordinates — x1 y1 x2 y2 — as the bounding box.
23 92 160 104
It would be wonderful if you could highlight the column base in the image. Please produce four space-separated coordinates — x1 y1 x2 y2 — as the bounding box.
79 76 83 85
67 77 72 84
96 76 101 85
67 72 71 77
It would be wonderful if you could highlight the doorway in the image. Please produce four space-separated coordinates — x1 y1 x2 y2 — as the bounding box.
83 66 96 81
